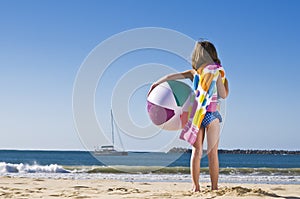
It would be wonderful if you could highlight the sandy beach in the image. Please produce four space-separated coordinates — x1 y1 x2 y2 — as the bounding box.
0 176 299 199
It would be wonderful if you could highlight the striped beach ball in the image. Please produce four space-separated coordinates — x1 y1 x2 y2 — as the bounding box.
147 80 195 131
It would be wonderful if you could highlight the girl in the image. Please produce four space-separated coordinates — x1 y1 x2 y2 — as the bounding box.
149 41 229 191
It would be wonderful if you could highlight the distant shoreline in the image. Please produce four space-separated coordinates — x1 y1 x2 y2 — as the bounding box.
168 147 300 155
218 149 300 155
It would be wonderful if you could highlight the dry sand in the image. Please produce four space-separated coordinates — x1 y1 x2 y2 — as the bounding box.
0 176 299 199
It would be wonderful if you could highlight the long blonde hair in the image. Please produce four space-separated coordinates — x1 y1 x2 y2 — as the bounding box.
191 41 221 70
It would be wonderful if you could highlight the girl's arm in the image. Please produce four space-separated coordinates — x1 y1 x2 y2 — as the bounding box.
216 74 229 99
148 69 195 95
154 69 195 84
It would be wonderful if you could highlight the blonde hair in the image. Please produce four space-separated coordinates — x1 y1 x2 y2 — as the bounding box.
191 41 221 70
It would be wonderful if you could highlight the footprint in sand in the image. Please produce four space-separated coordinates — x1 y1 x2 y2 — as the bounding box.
108 187 141 195
271 187 286 191
74 196 91 199
13 182 26 185
36 187 47 191
20 193 30 197
25 188 37 193
33 178 45 182
139 182 151 185
49 193 64 197
72 185 91 189
151 192 172 197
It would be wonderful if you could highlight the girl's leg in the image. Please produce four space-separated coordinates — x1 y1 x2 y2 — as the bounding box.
206 119 220 190
190 127 205 192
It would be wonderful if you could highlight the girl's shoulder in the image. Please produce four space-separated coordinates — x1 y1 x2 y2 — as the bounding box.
190 69 197 75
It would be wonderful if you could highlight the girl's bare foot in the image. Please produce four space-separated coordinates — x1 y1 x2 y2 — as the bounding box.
192 185 200 192
211 184 218 190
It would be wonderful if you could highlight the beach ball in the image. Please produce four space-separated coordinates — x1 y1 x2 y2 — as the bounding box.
147 80 195 131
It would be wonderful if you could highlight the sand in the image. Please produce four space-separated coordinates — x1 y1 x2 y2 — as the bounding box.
0 176 299 199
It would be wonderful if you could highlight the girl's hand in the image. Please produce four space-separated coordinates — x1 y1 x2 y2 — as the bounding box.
147 83 159 96
216 74 229 99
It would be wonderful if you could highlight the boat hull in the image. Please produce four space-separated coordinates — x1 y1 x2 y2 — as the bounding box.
93 151 128 156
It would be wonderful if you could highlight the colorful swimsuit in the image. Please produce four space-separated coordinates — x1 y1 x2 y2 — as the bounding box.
201 111 222 128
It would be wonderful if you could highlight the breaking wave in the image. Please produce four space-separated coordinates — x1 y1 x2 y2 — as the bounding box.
0 162 70 173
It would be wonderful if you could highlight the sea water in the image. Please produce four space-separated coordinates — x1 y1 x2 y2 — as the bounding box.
0 150 299 184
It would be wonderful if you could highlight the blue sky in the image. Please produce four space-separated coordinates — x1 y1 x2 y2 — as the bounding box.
0 0 299 150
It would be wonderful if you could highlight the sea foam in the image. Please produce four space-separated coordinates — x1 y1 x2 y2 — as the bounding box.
0 162 70 174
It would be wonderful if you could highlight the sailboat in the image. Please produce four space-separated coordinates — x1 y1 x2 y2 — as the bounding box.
94 110 128 156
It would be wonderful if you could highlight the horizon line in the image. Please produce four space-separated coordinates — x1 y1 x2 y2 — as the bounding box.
0 148 299 152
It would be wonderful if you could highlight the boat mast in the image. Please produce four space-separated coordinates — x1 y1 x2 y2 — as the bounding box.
111 109 114 147
110 109 126 152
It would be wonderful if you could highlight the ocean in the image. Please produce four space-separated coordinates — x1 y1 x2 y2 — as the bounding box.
0 150 299 184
